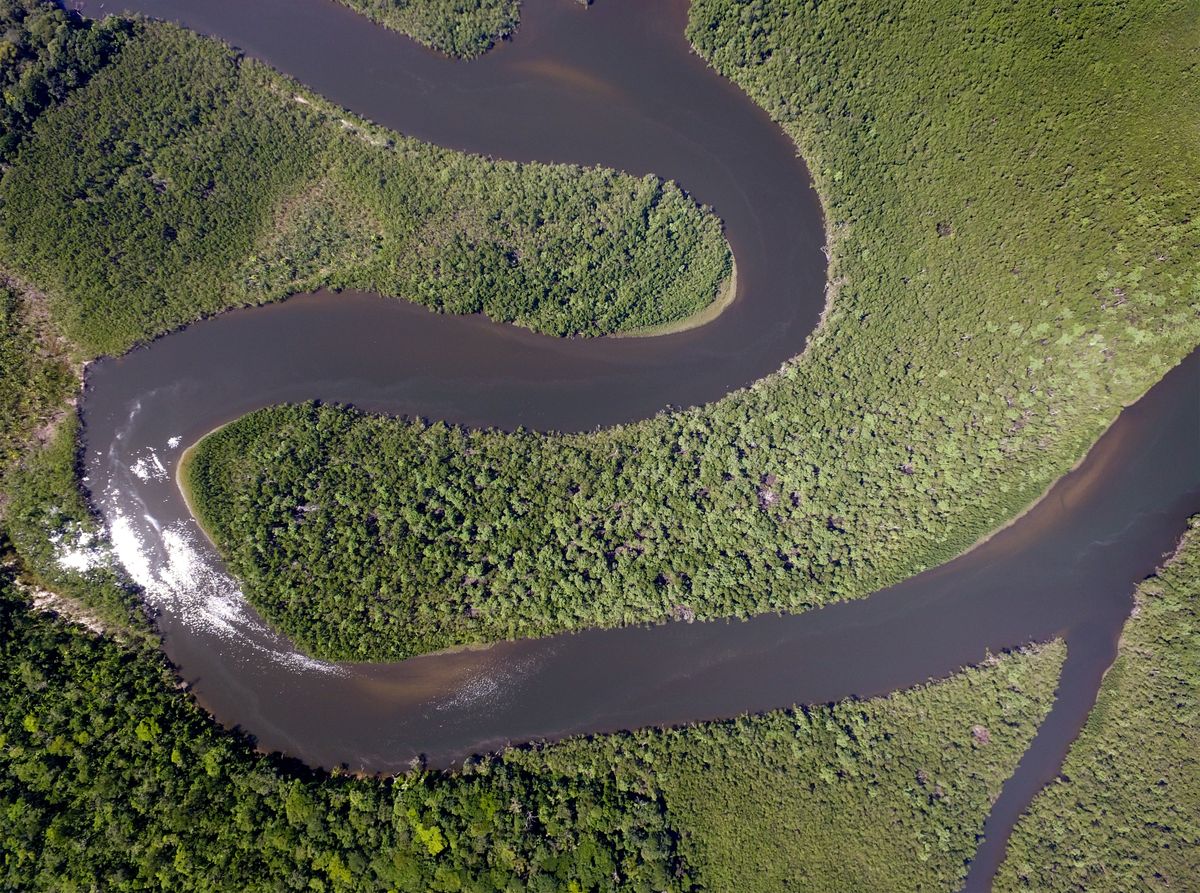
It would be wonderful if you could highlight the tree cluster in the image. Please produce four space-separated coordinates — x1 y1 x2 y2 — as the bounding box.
336 0 520 58
0 0 131 159
0 576 688 891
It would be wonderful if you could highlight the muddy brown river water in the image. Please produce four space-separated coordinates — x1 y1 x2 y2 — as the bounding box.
73 1 1200 889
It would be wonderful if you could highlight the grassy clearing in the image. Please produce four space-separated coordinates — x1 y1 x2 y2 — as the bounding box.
0 277 75 489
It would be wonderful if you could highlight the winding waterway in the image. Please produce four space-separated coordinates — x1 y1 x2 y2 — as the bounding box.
74 1 1200 889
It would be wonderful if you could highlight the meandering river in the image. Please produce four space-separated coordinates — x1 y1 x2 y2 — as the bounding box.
74 1 1200 889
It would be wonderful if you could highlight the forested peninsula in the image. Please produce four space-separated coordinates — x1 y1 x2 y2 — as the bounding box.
336 0 520 58
187 0 1200 660
0 7 729 357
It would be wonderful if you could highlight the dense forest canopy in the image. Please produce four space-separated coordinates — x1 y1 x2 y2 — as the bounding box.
0 568 687 891
189 0 1200 660
0 0 131 157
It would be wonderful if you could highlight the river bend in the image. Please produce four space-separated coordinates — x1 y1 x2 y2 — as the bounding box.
72 1 1200 889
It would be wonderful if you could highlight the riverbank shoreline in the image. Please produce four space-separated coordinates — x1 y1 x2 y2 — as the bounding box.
174 427 228 553
615 258 737 338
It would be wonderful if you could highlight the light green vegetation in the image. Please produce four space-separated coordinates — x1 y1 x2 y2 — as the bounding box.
335 0 520 58
0 280 74 484
187 0 1200 661
996 521 1200 892
0 548 1064 891
0 12 729 356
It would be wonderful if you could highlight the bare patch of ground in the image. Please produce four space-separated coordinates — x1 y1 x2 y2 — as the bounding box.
26 583 112 637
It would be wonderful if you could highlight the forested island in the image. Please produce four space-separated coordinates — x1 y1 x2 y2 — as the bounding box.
0 0 1197 890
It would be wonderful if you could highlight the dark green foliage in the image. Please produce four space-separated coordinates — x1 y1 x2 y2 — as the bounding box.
189 0 1200 660
997 522 1200 891
0 20 729 355
0 0 131 159
0 23 325 354
0 574 689 892
336 0 519 58
0 552 1062 890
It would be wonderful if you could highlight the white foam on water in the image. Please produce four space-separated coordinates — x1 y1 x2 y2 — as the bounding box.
129 448 168 483
106 503 339 675
108 514 153 589
167 436 182 449
437 673 501 710
434 655 538 713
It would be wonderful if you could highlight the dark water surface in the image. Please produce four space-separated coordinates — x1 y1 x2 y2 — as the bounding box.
74 1 1200 889
80 0 827 427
